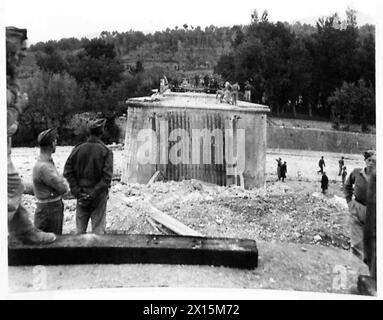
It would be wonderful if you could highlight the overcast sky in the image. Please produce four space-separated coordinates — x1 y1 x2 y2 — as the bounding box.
1 0 379 44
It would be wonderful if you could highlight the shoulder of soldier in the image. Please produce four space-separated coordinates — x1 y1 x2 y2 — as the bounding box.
68 141 88 155
350 167 362 175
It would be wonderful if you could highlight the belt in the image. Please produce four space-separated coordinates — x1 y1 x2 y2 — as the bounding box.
36 195 62 204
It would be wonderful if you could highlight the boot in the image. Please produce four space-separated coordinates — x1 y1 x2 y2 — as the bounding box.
357 275 377 296
17 228 56 245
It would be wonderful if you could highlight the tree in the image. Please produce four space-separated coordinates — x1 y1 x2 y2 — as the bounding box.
328 80 375 132
66 39 124 91
35 44 67 74
13 71 85 146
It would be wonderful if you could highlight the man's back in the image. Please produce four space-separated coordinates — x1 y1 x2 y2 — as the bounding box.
64 136 113 196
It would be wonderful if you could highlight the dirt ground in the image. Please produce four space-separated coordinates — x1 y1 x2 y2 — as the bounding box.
8 146 369 295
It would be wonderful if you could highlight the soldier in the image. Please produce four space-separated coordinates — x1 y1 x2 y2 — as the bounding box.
275 157 282 181
63 119 113 234
244 81 252 102
317 156 325 174
341 166 347 187
321 172 329 194
7 26 56 244
344 150 376 260
357 154 376 296
338 156 345 176
280 161 287 182
32 128 69 234
231 82 240 105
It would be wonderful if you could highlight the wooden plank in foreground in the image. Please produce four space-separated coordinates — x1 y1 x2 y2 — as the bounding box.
119 196 203 237
8 234 258 269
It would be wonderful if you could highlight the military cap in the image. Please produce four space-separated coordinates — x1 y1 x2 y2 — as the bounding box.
363 150 376 160
37 128 58 146
6 27 28 41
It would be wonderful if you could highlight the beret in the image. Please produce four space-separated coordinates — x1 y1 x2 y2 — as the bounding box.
37 128 57 146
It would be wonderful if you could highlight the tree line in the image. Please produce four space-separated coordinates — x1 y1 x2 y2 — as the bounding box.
214 9 375 131
14 8 375 147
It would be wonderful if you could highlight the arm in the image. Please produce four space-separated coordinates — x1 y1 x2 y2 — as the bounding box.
63 149 82 198
90 150 114 198
344 170 356 203
40 164 69 196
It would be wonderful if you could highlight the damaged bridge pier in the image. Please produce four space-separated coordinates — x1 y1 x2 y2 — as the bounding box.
122 92 270 189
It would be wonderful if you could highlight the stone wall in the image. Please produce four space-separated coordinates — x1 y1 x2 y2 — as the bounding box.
267 126 376 153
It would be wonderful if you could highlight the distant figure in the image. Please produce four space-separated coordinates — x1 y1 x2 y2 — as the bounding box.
341 166 347 186
223 81 232 104
338 156 345 176
244 81 253 102
317 156 325 174
321 172 329 194
275 157 282 181
159 75 169 93
280 161 287 182
7 26 56 245
231 82 240 105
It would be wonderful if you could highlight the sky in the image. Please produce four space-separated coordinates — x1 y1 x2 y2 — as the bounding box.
1 0 380 44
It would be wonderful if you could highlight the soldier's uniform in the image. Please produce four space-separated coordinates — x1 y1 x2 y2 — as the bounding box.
7 26 56 244
63 119 113 234
33 128 69 234
344 151 375 260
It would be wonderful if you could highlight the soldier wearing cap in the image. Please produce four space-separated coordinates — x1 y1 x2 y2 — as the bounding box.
32 128 69 234
7 26 56 244
344 150 376 260
63 119 113 234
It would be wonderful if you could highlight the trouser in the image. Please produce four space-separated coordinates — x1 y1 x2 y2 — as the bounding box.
364 172 376 279
8 172 34 236
348 200 366 260
34 200 64 235
76 193 108 234
244 90 251 101
338 167 342 176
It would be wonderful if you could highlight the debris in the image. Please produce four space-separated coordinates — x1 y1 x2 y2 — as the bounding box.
313 235 322 242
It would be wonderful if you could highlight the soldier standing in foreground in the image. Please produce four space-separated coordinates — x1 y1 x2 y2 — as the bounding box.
344 150 376 260
63 119 113 234
32 128 69 234
7 27 56 244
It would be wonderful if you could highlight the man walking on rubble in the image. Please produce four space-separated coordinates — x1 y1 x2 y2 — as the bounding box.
33 128 69 234
317 156 325 174
344 150 376 260
7 27 56 244
64 119 113 234
338 156 345 176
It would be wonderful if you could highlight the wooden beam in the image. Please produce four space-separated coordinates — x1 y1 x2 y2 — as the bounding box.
146 170 163 186
119 196 203 237
8 234 258 269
